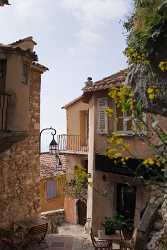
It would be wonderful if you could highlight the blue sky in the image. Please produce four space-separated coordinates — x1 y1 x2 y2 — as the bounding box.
0 0 132 151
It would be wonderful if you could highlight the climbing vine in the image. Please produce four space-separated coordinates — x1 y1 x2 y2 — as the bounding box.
106 84 166 180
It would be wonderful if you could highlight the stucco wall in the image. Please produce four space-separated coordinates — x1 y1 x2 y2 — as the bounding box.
40 175 65 212
5 53 31 132
0 66 42 228
92 171 150 232
62 153 88 223
93 92 167 158
66 100 88 135
64 196 78 224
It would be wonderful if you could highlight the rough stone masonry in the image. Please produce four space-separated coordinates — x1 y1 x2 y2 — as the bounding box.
0 52 46 228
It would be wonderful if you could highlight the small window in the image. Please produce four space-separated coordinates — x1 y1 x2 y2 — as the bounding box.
115 106 133 133
22 63 29 84
46 179 56 199
97 97 108 134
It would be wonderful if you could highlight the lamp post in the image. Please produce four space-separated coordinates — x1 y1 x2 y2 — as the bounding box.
39 126 57 153
40 126 62 170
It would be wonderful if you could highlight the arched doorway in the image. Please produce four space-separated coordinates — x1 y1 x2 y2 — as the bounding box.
77 199 87 225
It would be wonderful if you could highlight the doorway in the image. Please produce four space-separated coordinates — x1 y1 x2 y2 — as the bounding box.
116 183 136 220
77 199 87 225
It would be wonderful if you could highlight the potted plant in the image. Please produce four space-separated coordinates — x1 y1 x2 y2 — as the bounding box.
113 215 127 230
122 219 134 239
102 217 115 235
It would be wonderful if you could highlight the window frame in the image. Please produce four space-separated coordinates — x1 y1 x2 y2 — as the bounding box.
96 97 108 135
21 62 29 85
45 178 57 200
114 105 133 135
114 105 147 136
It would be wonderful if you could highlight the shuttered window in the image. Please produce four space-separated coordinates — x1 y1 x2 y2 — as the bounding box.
97 97 108 134
46 179 56 199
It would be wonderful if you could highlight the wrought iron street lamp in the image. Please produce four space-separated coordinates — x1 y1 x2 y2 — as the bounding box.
49 130 58 155
40 126 62 170
40 126 57 153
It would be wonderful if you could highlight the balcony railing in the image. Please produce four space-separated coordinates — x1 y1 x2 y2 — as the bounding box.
0 93 10 131
57 134 88 154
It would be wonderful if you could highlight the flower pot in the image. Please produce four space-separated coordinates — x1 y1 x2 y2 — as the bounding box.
105 228 115 235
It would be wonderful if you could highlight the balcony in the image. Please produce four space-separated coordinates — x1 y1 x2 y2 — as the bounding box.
0 93 10 131
57 134 88 154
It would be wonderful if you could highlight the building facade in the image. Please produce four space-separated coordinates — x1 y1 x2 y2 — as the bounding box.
59 70 166 232
58 96 89 224
0 37 47 228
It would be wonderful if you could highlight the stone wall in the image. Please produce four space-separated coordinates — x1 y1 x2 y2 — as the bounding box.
135 182 167 250
0 68 41 229
41 209 65 233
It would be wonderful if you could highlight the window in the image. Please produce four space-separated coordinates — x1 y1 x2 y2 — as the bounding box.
115 106 133 133
0 59 7 92
115 106 147 135
22 63 29 84
117 184 136 220
46 179 56 199
80 110 89 146
97 97 108 134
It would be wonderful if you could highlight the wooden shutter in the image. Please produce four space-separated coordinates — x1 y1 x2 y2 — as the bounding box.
97 97 108 134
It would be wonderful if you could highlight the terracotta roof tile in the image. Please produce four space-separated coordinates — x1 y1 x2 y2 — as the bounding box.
83 69 127 93
40 153 65 179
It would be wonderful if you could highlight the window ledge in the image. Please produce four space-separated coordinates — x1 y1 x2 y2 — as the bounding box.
115 132 135 136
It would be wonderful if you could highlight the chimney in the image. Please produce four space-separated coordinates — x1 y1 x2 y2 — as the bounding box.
85 77 93 87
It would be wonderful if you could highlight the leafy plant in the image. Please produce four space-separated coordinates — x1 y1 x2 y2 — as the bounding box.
124 0 167 64
64 165 88 203
102 217 114 235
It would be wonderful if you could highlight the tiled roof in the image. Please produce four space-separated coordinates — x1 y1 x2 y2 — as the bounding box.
62 96 83 109
40 153 65 179
32 62 49 73
83 69 127 93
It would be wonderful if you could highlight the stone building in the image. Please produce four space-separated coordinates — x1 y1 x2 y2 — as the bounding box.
58 70 167 234
0 37 48 229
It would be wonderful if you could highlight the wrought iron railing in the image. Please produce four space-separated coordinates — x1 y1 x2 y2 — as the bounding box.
57 134 88 153
0 93 10 131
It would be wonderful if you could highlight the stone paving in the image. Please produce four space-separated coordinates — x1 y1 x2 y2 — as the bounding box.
26 223 94 250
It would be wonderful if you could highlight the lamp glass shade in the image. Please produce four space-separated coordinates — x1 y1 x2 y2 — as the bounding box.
49 138 58 155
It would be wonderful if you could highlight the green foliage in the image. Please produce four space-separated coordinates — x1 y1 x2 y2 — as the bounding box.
102 215 134 235
102 217 114 234
124 0 167 64
64 165 88 203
